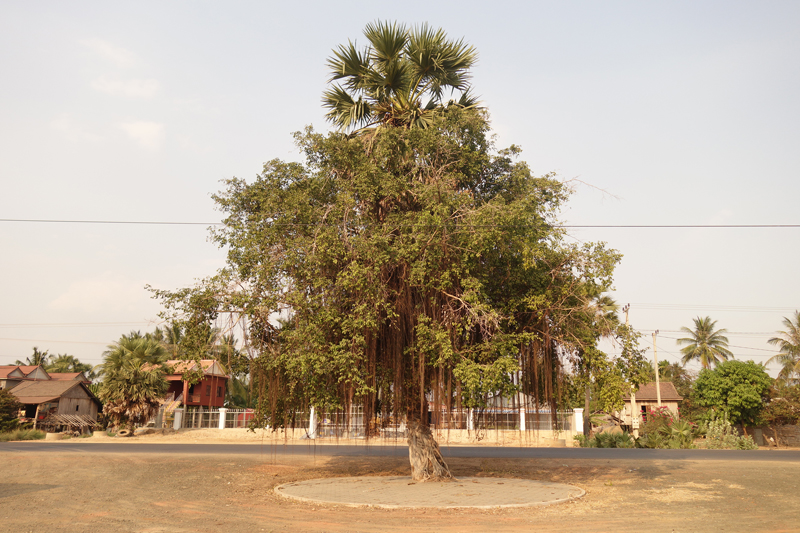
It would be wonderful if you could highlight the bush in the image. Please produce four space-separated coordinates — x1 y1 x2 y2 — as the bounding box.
0 388 23 433
635 406 702 449
705 414 757 450
574 431 635 448
0 429 46 442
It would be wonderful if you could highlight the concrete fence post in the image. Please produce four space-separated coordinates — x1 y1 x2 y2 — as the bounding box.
519 407 526 432
218 408 227 430
309 406 317 439
467 408 474 431
574 408 584 434
173 409 183 430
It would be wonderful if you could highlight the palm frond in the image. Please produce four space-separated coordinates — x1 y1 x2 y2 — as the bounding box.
322 85 374 130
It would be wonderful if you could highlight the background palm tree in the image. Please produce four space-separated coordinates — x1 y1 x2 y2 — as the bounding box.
766 311 800 385
45 354 97 380
677 316 734 369
322 20 479 131
15 347 52 366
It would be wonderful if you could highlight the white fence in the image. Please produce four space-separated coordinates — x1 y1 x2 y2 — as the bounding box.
151 405 582 440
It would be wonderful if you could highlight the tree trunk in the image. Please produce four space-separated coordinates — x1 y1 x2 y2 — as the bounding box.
407 419 454 482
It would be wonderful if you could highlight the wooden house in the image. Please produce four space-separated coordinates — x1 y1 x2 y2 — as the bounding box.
9 380 101 421
163 360 229 408
620 382 683 425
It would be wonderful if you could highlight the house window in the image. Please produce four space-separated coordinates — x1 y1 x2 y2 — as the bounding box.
206 385 211 396
217 386 222 398
75 405 80 412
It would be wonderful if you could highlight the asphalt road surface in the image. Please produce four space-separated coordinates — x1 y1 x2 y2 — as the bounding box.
3 441 799 461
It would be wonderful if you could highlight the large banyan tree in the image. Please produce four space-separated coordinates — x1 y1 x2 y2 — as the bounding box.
155 22 620 482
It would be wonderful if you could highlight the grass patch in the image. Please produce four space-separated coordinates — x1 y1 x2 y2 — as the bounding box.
0 429 46 442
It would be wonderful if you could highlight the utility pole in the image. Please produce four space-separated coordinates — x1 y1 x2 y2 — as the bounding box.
623 304 639 437
653 330 662 407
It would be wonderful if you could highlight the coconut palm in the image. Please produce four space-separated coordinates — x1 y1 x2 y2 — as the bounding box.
677 316 733 369
152 323 185 359
46 354 97 380
15 347 52 367
322 20 479 132
766 311 800 385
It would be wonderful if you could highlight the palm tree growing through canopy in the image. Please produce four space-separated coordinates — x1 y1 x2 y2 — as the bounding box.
322 20 479 131
766 311 800 385
677 316 734 369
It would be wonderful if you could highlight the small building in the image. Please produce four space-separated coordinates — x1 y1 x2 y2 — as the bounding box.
0 366 27 389
8 380 101 421
620 382 683 425
163 360 228 408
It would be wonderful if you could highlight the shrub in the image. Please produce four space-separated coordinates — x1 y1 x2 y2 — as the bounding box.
0 429 46 442
705 413 757 450
0 389 23 433
574 431 635 448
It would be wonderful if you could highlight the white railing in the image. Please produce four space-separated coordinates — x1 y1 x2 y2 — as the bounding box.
151 405 578 437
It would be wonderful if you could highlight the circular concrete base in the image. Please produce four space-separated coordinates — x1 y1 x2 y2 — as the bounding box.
274 476 584 509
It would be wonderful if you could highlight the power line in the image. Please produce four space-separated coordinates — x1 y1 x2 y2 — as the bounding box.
1 218 798 229
0 218 215 226
0 322 152 328
631 303 797 313
0 337 108 345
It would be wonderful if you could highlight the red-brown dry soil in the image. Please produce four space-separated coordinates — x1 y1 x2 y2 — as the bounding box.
1 440 799 532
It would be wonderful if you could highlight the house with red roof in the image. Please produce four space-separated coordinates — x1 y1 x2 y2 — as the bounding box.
0 366 27 389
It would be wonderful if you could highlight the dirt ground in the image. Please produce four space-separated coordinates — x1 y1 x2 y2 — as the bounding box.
1 439 799 532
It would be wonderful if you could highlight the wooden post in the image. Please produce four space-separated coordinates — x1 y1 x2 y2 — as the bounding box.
33 404 40 430
653 331 662 407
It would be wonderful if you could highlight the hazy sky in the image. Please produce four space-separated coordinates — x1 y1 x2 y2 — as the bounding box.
1 1 798 373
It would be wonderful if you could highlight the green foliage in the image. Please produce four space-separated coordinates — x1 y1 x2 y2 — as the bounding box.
155 96 620 431
705 413 757 450
45 353 97 380
635 406 701 449
575 431 634 448
693 360 772 426
677 316 733 369
0 428 45 442
98 333 169 430
573 313 649 417
0 388 23 432
761 383 800 426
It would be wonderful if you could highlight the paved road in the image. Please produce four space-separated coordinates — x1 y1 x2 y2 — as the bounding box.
2 441 799 461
